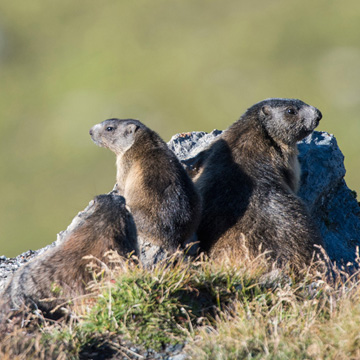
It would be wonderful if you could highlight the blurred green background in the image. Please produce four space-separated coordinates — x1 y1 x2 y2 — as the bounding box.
0 0 359 257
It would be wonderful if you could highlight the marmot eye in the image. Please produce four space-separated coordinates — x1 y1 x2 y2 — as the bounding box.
106 126 114 131
287 108 297 115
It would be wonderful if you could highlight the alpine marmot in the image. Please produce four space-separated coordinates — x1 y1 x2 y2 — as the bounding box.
195 98 324 270
90 119 201 254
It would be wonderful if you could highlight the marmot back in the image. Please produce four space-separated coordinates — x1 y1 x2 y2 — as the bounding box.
90 119 201 254
195 98 324 270
0 194 138 318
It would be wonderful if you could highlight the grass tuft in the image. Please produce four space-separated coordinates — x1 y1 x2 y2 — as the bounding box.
1 249 360 359
81 253 196 350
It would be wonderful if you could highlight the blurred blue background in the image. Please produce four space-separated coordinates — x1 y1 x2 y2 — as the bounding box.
0 0 359 256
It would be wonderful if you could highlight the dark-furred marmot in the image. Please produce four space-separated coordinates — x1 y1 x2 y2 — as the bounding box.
0 194 138 318
89 119 201 253
195 98 324 270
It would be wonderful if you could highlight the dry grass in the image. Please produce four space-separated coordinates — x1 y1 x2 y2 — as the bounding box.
1 249 360 359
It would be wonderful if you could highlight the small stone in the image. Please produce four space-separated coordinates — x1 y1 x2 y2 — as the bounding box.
168 354 188 360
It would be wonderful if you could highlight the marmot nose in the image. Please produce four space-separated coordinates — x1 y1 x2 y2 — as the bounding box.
89 129 93 136
316 109 322 122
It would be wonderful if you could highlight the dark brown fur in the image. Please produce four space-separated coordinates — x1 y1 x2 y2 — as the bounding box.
195 98 324 270
0 194 138 318
90 119 201 252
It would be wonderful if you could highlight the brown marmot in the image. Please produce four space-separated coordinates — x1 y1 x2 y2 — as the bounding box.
0 194 138 318
89 119 201 254
195 98 324 270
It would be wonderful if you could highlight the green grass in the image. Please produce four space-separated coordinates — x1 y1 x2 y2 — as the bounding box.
82 256 196 350
1 251 360 359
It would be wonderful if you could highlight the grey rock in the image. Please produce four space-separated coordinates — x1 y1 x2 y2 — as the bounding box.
297 132 360 264
168 130 360 265
168 354 188 360
138 240 169 268
55 198 96 246
168 130 222 160
0 250 38 292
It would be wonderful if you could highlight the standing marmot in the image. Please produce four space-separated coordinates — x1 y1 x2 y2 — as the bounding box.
0 194 138 318
195 98 324 270
89 119 201 254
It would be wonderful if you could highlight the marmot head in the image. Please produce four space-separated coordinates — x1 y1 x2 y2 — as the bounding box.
89 119 144 155
245 98 322 146
85 193 137 254
82 194 127 232
89 193 127 224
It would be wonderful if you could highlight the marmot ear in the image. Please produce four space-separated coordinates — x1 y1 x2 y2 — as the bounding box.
261 105 271 117
125 123 140 137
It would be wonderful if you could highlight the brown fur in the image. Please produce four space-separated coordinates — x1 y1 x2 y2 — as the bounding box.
195 98 324 270
90 119 201 253
0 194 138 318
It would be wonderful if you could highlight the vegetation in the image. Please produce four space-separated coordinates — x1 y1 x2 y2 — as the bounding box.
1 250 360 359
